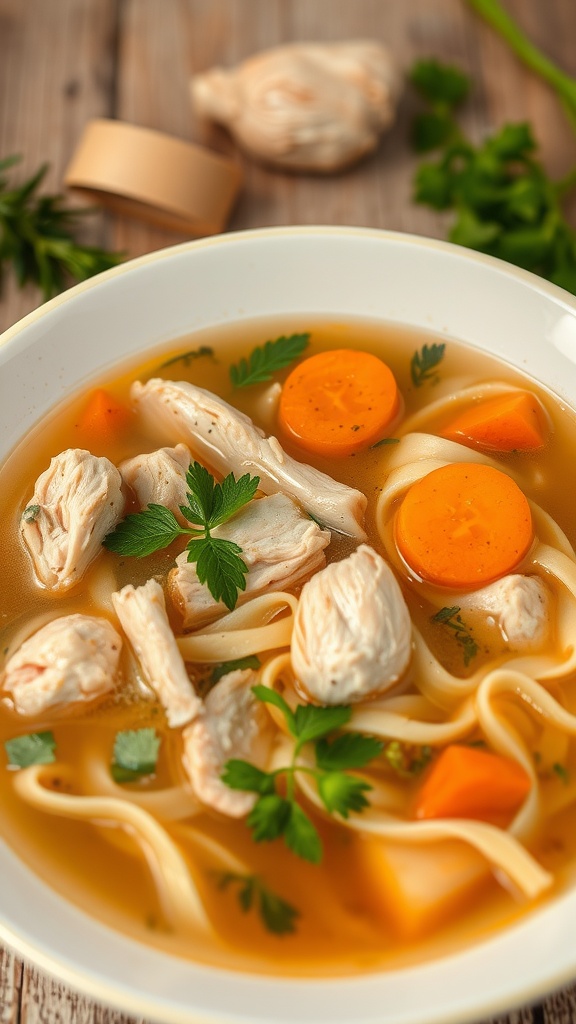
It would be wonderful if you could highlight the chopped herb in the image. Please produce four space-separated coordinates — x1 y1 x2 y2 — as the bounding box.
410 342 446 388
553 762 570 785
22 504 40 523
383 740 433 777
159 346 214 370
370 437 401 449
215 871 300 935
210 655 262 685
111 728 160 782
431 605 479 666
5 731 56 768
230 333 310 388
0 155 123 300
222 687 383 863
104 462 259 611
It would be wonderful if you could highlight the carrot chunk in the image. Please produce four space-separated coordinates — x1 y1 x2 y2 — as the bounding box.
75 388 132 443
442 391 549 452
413 744 531 823
394 462 533 588
278 349 401 457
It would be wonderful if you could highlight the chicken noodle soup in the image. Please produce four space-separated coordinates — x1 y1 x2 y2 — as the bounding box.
1 317 576 976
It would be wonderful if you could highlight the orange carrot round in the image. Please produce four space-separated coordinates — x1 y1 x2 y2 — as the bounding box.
413 744 531 823
394 462 533 588
278 349 401 458
442 391 549 452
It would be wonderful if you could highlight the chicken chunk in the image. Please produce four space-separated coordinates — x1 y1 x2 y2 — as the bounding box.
119 444 192 524
112 579 201 727
20 448 125 592
458 574 550 650
291 544 412 704
131 378 367 539
1 614 121 716
182 669 274 817
169 492 330 628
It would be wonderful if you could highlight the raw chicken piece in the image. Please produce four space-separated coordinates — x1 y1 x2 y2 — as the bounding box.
119 444 192 524
169 492 330 628
112 579 201 727
2 614 121 715
131 378 367 540
182 669 274 816
20 448 125 592
458 574 550 650
291 544 412 704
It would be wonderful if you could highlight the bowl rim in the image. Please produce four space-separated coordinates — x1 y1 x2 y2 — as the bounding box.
2 224 576 1024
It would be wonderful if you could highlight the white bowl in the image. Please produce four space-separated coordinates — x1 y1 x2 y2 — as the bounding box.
2 226 576 1024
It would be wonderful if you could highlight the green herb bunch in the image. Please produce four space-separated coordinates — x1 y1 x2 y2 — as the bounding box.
0 155 122 300
410 60 576 293
222 686 383 864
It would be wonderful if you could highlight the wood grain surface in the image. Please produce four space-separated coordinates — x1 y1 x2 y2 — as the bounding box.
1 1 576 1022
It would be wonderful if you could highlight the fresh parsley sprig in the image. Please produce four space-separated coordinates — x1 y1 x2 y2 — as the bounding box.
214 871 300 935
431 605 479 667
111 728 160 783
222 687 383 864
104 461 259 610
0 156 122 300
5 731 56 768
229 333 310 388
410 342 446 387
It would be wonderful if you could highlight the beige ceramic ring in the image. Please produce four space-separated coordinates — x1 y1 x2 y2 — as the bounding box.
64 119 242 235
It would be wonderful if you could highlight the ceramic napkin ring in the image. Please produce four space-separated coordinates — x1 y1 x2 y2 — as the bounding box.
64 119 242 236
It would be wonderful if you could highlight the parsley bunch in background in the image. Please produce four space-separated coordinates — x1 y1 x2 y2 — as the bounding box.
410 59 576 294
0 155 122 300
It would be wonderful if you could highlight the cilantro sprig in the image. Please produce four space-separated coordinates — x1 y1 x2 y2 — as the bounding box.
5 731 56 768
222 687 383 864
432 606 479 667
410 55 576 294
229 333 310 388
104 462 259 610
111 728 160 783
214 871 300 935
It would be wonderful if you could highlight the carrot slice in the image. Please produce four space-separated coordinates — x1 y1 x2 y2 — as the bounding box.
75 388 132 443
278 349 401 457
413 744 531 823
442 391 549 452
394 462 533 588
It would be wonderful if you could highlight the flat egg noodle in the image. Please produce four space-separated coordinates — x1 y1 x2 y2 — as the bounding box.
13 764 212 934
176 592 298 663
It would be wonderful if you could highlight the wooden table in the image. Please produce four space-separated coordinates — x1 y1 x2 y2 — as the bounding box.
1 1 576 1021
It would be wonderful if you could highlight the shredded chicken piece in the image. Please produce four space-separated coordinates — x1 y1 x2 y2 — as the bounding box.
1 614 121 716
20 448 125 592
291 544 412 704
119 444 191 524
112 579 201 727
458 574 550 650
182 669 274 817
131 378 367 539
169 492 330 628
191 41 400 172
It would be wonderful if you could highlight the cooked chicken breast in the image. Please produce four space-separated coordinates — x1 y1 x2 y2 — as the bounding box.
112 579 201 727
20 448 125 592
458 574 550 650
119 444 192 524
2 614 121 715
169 492 330 628
291 544 412 704
131 378 367 539
182 669 274 817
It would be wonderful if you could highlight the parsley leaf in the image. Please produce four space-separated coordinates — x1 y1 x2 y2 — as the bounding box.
210 655 261 684
103 462 259 611
159 346 214 369
383 740 433 778
410 342 446 387
5 731 56 768
223 691 382 864
230 333 310 388
431 606 479 666
22 504 40 523
410 59 470 108
215 872 300 935
111 728 160 782
370 437 400 449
